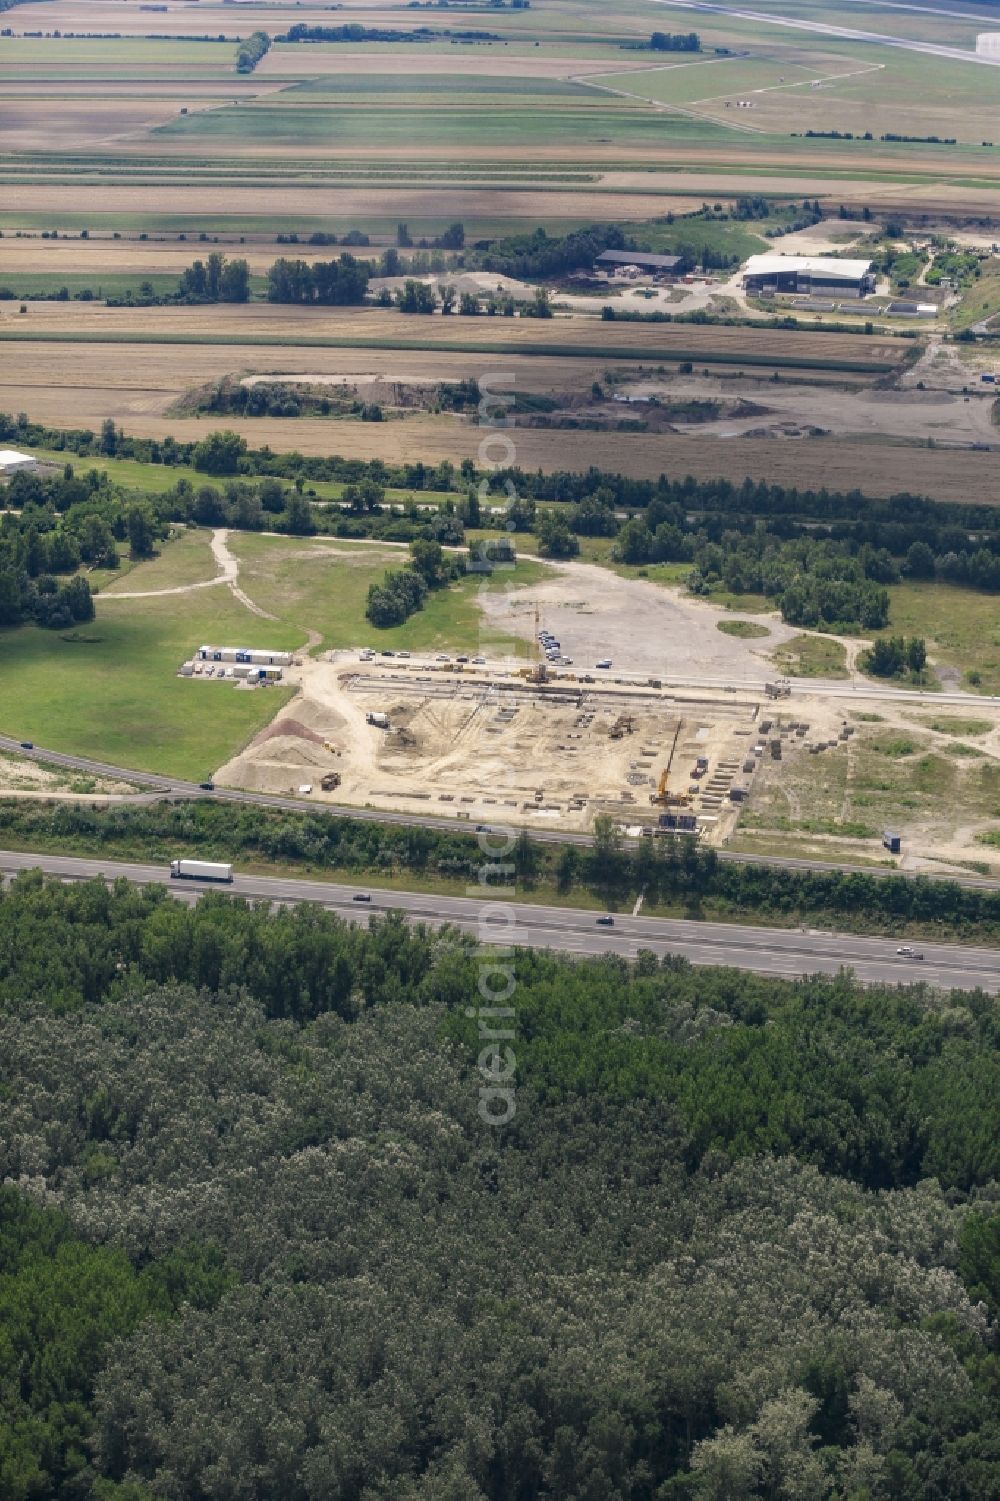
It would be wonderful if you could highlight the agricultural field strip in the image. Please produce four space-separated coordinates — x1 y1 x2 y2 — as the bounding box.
0 329 899 372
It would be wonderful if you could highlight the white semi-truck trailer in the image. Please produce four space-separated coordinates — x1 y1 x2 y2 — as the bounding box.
169 859 233 883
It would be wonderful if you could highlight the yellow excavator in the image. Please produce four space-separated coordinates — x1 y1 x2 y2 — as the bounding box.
650 722 690 807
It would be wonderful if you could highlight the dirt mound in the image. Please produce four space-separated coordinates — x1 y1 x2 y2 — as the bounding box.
253 716 327 748
253 737 331 769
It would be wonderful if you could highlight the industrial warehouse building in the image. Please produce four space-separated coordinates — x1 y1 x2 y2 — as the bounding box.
0 448 39 478
741 255 876 298
595 250 683 278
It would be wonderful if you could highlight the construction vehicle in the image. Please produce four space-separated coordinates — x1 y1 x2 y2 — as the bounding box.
527 603 549 686
609 713 636 740
320 772 341 792
650 723 690 808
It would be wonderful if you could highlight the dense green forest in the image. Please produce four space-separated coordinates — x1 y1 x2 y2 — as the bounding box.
0 872 998 1498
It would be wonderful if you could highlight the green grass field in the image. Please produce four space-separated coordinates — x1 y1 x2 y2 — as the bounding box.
0 589 299 781
152 101 737 150
881 581 1000 694
635 214 771 263
100 527 219 595
286 74 596 99
32 450 464 509
0 273 181 300
594 55 828 107
0 528 550 777
770 633 850 678
230 533 551 656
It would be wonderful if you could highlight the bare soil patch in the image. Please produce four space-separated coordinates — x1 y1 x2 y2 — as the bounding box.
0 180 698 227
0 101 186 151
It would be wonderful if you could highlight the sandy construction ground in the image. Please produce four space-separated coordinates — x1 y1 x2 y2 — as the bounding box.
0 749 139 801
218 660 767 838
479 560 798 681
619 372 1000 446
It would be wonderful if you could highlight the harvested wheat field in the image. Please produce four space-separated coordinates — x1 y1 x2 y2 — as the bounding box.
0 179 697 228
0 238 374 278
0 300 906 369
3 348 995 502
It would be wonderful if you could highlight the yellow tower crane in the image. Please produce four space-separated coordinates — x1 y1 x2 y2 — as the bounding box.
650 722 689 807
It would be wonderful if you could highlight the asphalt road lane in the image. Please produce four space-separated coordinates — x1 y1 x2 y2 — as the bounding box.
1 849 996 992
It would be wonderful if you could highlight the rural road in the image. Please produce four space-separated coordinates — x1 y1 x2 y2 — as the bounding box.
3 732 1000 891
1 848 997 992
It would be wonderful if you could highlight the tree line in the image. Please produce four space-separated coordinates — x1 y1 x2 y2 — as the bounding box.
0 490 103 629
649 30 700 51
365 537 464 626
282 22 502 42
20 405 997 534
235 28 270 72
265 253 370 305
5 796 1000 945
7 412 1000 578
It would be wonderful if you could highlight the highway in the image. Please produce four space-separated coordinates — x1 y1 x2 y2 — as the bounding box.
4 733 1000 893
1 849 997 992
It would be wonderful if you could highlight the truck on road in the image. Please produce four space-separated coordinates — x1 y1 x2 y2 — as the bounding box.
169 859 233 883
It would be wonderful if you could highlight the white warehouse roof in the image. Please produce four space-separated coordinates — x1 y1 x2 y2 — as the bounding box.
0 448 37 468
743 255 873 281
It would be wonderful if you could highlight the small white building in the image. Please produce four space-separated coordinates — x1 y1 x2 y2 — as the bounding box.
0 448 39 478
198 645 292 667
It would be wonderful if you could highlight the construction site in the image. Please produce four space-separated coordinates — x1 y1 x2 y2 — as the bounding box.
213 641 870 846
